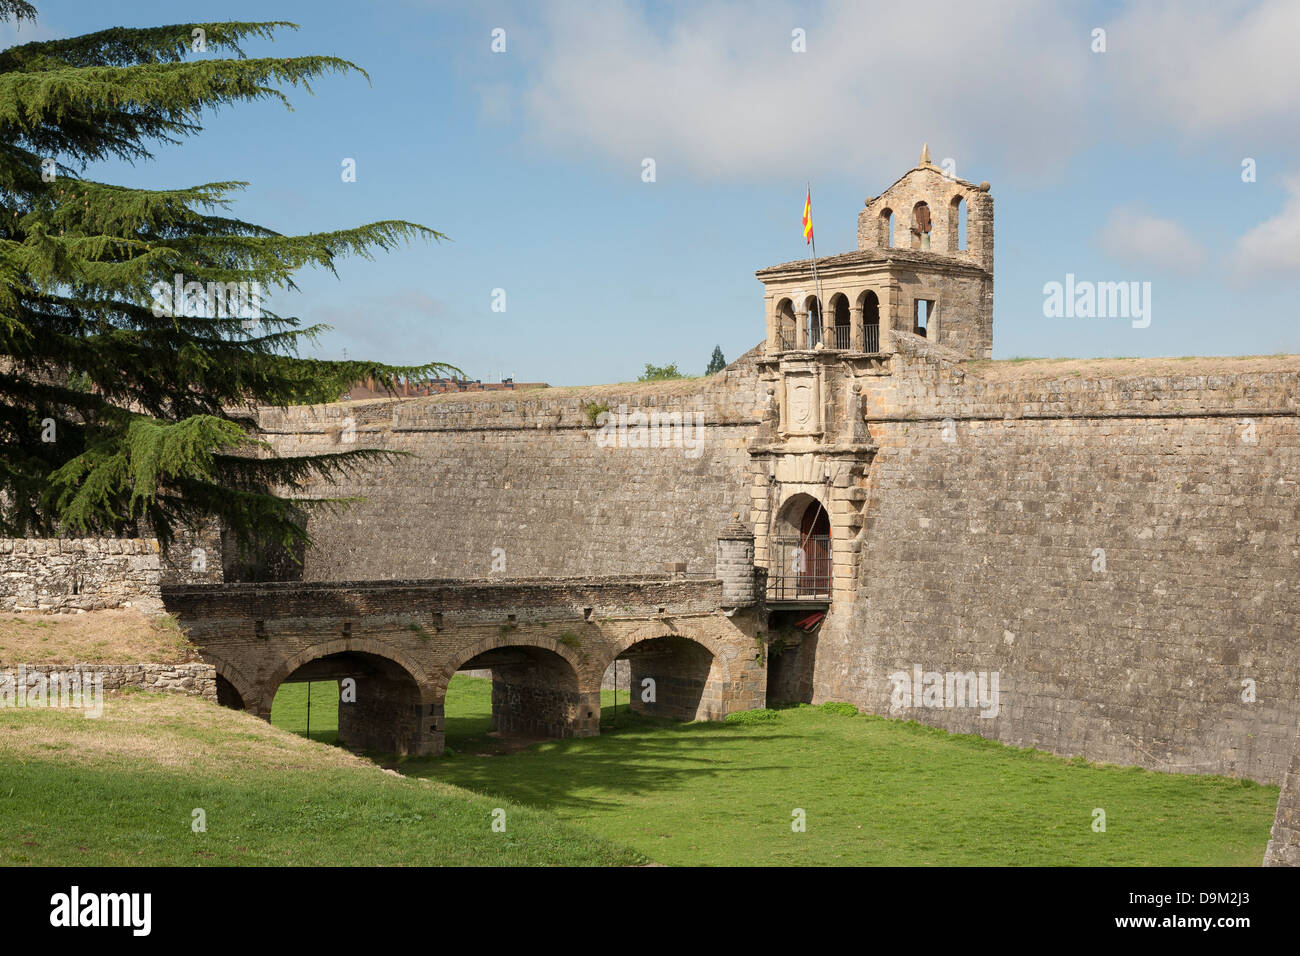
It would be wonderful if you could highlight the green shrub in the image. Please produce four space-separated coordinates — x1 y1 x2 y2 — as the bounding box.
724 708 780 724
820 701 858 717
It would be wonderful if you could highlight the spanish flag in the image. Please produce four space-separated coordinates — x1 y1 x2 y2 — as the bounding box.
801 189 813 244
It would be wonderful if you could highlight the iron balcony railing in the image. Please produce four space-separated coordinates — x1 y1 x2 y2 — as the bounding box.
775 324 880 353
767 535 832 600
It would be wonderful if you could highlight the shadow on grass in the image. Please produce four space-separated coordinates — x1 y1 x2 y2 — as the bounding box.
404 703 807 813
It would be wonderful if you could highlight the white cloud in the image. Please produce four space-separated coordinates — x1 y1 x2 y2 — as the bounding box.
480 0 1300 183
1097 206 1206 272
1231 175 1300 278
1104 0 1300 138
507 0 1092 183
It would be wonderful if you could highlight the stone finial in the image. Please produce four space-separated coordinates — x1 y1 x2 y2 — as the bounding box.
719 513 753 539
920 143 931 166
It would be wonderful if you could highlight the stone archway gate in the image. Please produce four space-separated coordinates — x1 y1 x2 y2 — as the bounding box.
162 575 766 755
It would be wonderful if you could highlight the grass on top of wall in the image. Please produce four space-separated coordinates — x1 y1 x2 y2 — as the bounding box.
0 610 198 665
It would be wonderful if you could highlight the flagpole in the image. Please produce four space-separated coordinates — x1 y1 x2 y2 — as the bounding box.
807 182 825 344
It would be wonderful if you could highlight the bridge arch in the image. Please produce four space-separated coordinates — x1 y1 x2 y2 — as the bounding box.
435 632 597 745
434 633 586 694
603 625 733 722
201 653 258 712
265 637 436 755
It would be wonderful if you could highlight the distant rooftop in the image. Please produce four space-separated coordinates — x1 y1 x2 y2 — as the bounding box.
340 376 548 401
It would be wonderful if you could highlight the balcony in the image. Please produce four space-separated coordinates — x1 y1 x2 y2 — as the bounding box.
773 323 881 353
766 536 832 602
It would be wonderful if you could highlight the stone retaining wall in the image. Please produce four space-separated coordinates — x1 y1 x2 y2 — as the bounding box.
1264 743 1300 865
0 662 217 704
0 527 222 614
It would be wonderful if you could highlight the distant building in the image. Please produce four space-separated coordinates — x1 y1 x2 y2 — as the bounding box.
340 376 547 401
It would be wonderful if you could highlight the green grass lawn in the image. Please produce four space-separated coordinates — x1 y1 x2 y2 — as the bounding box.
271 680 340 745
276 675 1278 866
24 678 1269 867
0 690 642 866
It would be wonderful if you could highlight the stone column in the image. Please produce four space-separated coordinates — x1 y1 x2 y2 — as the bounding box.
716 515 757 607
795 309 808 349
883 277 902 351
849 304 864 351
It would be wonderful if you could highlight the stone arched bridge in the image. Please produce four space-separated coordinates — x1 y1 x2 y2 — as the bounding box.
162 575 766 755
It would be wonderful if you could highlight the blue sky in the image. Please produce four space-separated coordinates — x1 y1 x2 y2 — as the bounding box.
7 1 1300 384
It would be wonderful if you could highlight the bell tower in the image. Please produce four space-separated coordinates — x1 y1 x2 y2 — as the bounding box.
747 147 994 608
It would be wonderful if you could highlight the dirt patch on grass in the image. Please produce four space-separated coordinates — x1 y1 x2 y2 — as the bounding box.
967 354 1300 384
0 609 199 665
0 691 376 775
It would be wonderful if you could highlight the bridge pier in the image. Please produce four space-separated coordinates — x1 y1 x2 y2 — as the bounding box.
622 635 729 721
491 680 601 739
336 670 438 756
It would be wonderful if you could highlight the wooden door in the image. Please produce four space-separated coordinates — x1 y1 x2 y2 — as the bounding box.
798 505 831 595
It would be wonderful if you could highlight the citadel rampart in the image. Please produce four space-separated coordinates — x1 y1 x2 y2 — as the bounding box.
818 338 1300 785
257 342 1299 788
255 353 763 582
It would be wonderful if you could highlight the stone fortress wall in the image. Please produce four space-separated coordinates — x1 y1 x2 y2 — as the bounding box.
820 338 1300 785
255 351 765 583
259 337 1299 788
12 147 1297 860
1266 744 1300 865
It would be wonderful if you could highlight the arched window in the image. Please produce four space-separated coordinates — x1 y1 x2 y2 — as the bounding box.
880 207 894 248
859 290 880 353
948 194 967 252
775 297 796 351
771 494 832 601
831 294 850 349
912 201 932 250
805 296 822 348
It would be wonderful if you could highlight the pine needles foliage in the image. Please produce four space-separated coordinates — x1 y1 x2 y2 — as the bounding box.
0 7 457 558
